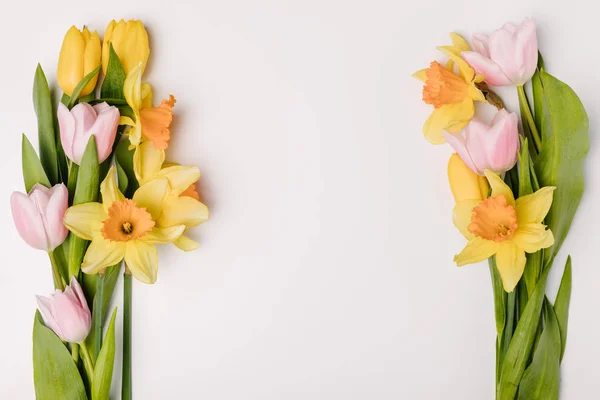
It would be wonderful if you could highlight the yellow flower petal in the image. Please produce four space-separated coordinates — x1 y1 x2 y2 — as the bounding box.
512 223 555 253
156 165 201 196
100 167 125 211
174 235 201 251
448 154 489 203
484 170 515 206
64 203 107 240
495 242 526 292
454 236 499 266
158 196 209 228
81 236 126 274
423 98 474 144
120 116 135 126
437 46 474 82
124 240 158 284
123 63 144 146
412 69 427 82
142 225 186 244
453 199 480 239
132 177 169 220
133 140 165 184
141 82 153 110
449 33 470 52
515 186 556 225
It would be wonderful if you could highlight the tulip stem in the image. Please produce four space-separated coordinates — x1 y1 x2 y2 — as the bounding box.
122 271 132 400
71 343 79 362
48 251 65 291
517 85 542 151
80 342 94 383
94 273 104 359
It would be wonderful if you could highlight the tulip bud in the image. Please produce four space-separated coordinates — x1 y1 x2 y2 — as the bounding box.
448 153 489 203
57 26 101 97
36 277 92 343
461 18 538 86
11 184 69 251
102 19 150 75
57 102 120 165
444 109 519 176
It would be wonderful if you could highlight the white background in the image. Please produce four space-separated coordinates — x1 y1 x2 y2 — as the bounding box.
0 0 598 399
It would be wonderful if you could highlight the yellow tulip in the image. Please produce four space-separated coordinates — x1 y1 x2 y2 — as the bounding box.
452 171 555 292
57 26 101 97
102 19 150 75
447 153 489 203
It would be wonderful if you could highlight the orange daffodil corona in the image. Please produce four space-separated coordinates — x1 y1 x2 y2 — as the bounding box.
413 33 486 144
450 163 555 292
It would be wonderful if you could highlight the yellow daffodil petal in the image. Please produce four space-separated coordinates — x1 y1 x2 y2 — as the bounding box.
133 140 165 184
158 196 209 228
423 98 474 144
454 237 499 266
412 69 427 82
64 202 107 240
123 62 144 146
512 223 555 253
437 46 474 82
124 240 158 284
468 84 486 103
174 235 201 251
453 199 480 239
100 167 125 211
142 225 186 244
495 242 527 292
484 170 515 206
141 82 153 109
156 165 201 196
132 177 169 220
81 236 126 274
448 154 489 203
120 116 135 126
515 186 556 225
449 32 470 52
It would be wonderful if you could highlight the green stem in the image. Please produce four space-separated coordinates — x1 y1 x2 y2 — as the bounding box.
122 272 132 400
517 85 542 151
72 343 79 362
80 342 94 384
501 290 517 357
48 250 65 291
67 162 79 205
94 273 104 359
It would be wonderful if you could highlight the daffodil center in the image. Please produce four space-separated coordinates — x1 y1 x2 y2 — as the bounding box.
101 199 155 242
468 195 518 242
422 61 469 108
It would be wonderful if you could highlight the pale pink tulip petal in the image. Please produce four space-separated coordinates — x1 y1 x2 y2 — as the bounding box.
515 19 538 84
42 184 68 250
465 119 496 175
90 104 120 162
70 277 90 313
11 192 48 250
443 132 479 174
58 103 76 162
487 112 519 172
472 34 490 58
461 51 512 86
70 103 97 164
491 108 511 125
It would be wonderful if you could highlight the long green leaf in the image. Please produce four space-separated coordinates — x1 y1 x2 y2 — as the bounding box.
497 269 549 400
534 71 589 264
22 134 51 192
115 138 139 198
517 299 561 400
554 256 572 361
67 66 101 109
33 65 59 184
101 44 127 100
33 311 87 400
93 308 118 400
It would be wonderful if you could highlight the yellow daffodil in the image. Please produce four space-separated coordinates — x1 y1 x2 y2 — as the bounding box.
448 153 489 203
57 26 101 97
63 167 186 284
102 19 149 75
413 33 486 145
452 170 555 292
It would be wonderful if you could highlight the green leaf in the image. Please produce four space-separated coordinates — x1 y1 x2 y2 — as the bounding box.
33 311 87 400
115 139 139 198
92 308 118 400
534 71 589 264
517 299 561 400
497 269 549 400
101 44 127 100
68 66 101 109
33 64 59 184
554 256 572 361
22 134 51 192
116 158 129 193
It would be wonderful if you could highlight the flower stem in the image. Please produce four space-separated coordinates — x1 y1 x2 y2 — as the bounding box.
80 342 94 383
122 271 132 400
72 343 79 362
516 85 542 151
48 250 65 291
94 273 104 359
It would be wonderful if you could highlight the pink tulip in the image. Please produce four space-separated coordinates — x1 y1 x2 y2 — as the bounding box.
11 183 69 251
36 277 92 343
461 18 538 86
58 102 120 164
443 109 519 176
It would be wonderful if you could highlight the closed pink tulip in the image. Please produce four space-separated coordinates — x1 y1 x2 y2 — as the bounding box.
443 109 519 176
11 183 69 251
461 18 538 86
36 277 92 343
58 102 120 164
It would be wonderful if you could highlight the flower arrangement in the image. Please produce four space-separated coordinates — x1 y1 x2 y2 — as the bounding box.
11 20 208 399
414 19 589 398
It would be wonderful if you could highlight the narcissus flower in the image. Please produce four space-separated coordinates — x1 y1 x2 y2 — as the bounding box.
64 167 186 283
102 19 149 75
452 171 555 292
447 153 489 204
57 26 101 97
461 18 538 86
413 33 486 144
444 109 519 176
36 277 91 343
